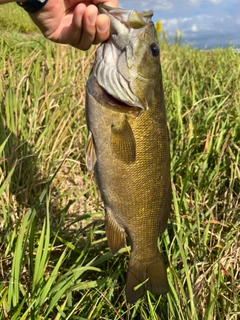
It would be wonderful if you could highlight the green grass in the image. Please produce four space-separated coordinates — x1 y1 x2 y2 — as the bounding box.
0 3 38 33
0 5 240 319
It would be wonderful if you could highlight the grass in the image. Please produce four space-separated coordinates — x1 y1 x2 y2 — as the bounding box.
0 3 39 33
0 4 240 319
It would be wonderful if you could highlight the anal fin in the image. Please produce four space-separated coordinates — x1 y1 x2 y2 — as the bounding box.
105 207 126 255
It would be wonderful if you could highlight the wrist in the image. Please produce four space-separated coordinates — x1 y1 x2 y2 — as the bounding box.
16 0 48 13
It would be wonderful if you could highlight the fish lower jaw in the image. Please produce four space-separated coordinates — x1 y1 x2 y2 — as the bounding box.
102 87 142 113
93 78 142 114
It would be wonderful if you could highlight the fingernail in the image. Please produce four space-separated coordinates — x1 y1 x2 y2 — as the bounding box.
88 13 96 26
97 23 109 33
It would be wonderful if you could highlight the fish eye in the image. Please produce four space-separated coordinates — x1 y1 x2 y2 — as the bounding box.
149 42 160 57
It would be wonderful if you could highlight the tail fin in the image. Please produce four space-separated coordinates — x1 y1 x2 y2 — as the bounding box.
125 254 169 304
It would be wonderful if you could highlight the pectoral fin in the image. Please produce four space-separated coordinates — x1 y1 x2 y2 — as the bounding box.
105 207 126 255
85 131 97 171
111 118 136 163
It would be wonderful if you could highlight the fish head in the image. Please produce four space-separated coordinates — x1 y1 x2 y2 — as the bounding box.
90 5 162 114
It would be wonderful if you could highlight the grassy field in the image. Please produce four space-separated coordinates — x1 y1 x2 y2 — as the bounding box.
0 4 240 320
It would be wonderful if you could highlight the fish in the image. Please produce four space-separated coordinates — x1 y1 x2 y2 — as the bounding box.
85 4 171 304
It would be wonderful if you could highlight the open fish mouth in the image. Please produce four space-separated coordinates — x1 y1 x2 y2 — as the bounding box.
88 74 141 114
101 86 142 113
93 43 142 112
92 5 154 113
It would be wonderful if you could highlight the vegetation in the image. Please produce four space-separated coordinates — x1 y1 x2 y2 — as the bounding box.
0 4 239 319
0 3 38 33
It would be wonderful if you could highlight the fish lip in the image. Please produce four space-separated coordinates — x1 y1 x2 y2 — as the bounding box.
98 4 130 48
98 4 129 17
98 4 154 24
98 4 153 35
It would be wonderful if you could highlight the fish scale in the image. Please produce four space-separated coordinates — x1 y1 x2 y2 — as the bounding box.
85 4 171 303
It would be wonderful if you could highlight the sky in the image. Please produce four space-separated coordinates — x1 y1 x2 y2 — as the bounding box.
118 0 240 49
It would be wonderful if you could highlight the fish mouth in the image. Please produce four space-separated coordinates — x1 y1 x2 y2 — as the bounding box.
89 74 142 114
93 41 143 113
92 5 154 114
102 85 142 113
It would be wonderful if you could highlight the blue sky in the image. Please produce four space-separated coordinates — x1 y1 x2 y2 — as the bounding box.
119 0 240 48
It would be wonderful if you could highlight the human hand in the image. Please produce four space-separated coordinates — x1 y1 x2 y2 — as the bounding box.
29 0 119 50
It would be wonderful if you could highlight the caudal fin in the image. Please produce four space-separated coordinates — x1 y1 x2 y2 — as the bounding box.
125 254 169 304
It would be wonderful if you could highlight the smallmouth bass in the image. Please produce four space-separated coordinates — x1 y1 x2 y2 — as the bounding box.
85 5 171 303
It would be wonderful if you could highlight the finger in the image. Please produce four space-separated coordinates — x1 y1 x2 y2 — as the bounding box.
93 14 110 44
67 3 86 45
75 5 98 50
93 0 119 8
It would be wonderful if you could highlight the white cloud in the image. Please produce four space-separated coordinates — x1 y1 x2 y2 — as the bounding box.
162 18 178 26
187 0 223 4
182 18 193 22
188 0 200 4
160 13 240 47
119 0 173 11
118 0 240 48
208 0 222 3
191 24 198 32
120 0 226 10
141 0 173 10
